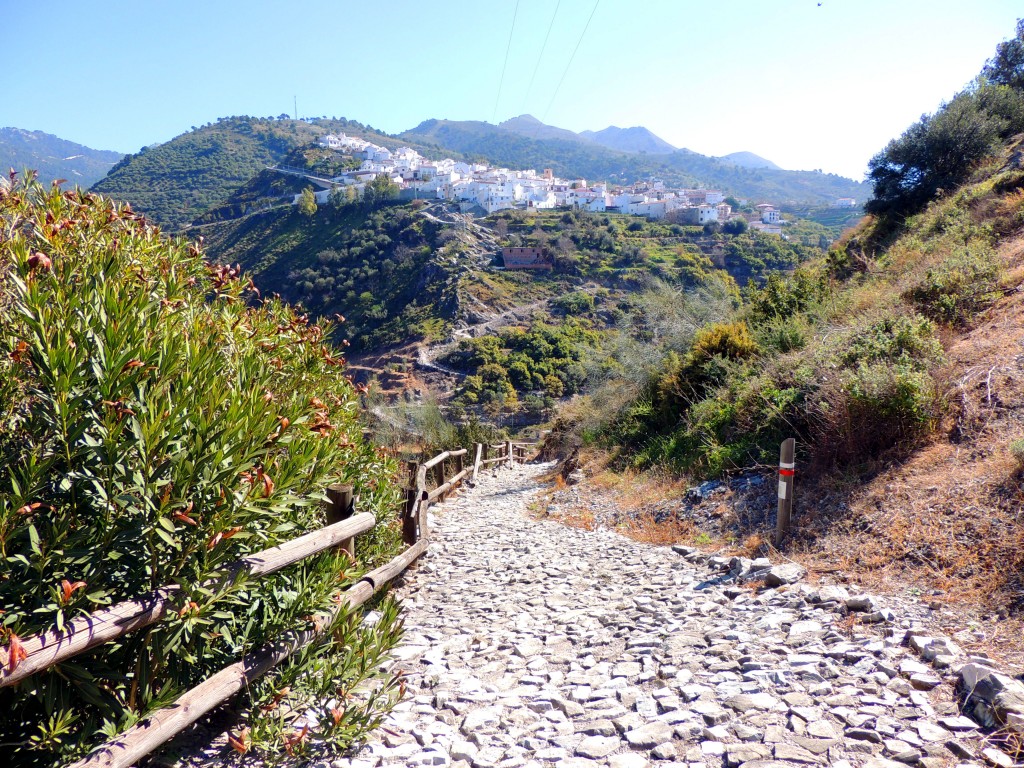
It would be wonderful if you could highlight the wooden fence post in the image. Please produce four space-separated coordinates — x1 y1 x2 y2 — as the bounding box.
431 462 444 498
403 460 419 545
326 484 355 561
506 440 514 466
415 463 429 540
775 438 796 546
471 442 483 482
437 461 448 500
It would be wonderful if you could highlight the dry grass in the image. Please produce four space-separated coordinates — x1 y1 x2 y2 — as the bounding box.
781 230 1024 665
619 512 696 546
585 463 689 515
834 612 861 639
559 507 598 532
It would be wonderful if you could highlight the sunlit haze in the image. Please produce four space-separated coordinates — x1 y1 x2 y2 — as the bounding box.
2 0 1021 180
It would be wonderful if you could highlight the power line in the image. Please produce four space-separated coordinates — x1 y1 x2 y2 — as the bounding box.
521 0 561 115
492 0 521 124
543 0 601 123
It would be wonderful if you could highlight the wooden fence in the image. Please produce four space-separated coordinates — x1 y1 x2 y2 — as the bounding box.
1 441 535 768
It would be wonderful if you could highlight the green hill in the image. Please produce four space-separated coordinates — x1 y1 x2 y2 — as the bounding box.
89 113 861 233
401 118 865 204
0 127 123 187
720 151 782 171
90 116 450 231
192 199 462 352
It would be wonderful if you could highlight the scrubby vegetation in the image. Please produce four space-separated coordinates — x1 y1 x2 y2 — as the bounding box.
489 208 820 287
574 190 1009 476
550 22 1024 481
195 199 458 352
443 319 602 412
92 116 447 232
0 176 405 765
434 208 824 426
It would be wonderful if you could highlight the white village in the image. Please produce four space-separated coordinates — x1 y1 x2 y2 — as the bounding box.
284 132 820 235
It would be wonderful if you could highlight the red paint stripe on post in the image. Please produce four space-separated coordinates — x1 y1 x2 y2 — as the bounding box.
779 468 795 477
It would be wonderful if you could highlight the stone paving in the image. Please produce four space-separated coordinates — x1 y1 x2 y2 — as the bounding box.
336 461 1006 768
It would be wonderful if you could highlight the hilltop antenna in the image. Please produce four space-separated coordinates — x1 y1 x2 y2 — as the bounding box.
294 96 298 120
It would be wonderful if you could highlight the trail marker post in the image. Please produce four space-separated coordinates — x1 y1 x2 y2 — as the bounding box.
775 438 796 546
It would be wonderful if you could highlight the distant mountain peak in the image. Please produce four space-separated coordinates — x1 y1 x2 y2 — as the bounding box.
579 125 676 154
719 151 781 171
498 115 590 144
0 127 123 188
506 114 543 125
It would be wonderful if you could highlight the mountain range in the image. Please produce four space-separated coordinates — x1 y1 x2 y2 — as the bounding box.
498 114 777 168
0 128 123 188
3 114 864 231
400 118 862 209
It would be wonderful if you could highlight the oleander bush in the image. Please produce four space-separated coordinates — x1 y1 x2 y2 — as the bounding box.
0 175 404 766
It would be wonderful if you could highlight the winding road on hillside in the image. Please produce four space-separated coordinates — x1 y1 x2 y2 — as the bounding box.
334 461 999 768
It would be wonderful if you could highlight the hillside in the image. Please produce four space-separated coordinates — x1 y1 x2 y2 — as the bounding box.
198 193 826 338
86 112 859 232
90 116 453 231
0 127 123 187
542 22 1024 618
402 118 865 204
192 199 466 352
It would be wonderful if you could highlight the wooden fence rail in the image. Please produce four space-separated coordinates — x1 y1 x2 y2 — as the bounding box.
0 512 377 688
6 440 536 768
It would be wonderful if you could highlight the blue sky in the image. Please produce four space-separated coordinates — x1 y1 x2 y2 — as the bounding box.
1 1 1020 179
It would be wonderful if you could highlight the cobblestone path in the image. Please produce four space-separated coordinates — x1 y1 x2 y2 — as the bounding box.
340 462 991 768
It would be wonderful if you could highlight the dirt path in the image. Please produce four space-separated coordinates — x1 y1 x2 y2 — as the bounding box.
336 461 997 768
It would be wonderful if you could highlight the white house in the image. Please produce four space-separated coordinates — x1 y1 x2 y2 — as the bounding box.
363 145 393 163
671 204 718 225
525 189 557 209
319 134 344 150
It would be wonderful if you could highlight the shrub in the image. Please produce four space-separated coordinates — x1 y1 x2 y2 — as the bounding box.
744 269 826 322
837 313 944 371
905 243 1001 325
688 321 759 365
811 363 941 464
553 290 595 315
722 218 748 235
0 179 404 764
1011 438 1024 468
757 315 810 354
